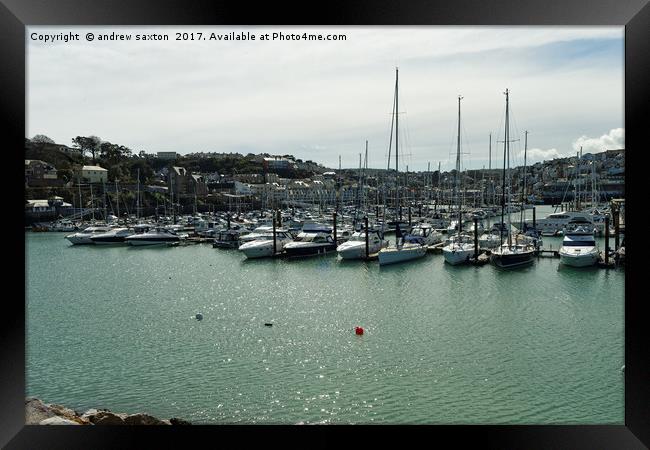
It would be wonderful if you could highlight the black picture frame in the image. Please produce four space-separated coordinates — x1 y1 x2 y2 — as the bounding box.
5 0 647 448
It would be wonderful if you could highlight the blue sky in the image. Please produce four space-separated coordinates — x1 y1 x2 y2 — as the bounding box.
27 26 624 171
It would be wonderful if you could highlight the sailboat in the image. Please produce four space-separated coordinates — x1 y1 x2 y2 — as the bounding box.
490 89 536 268
443 95 474 265
378 67 428 266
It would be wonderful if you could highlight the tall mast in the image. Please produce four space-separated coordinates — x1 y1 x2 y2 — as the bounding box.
395 67 399 217
500 89 508 247
115 178 120 222
505 90 512 248
136 167 140 220
455 95 463 232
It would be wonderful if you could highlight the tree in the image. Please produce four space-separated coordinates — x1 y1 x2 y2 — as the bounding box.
72 136 102 163
31 134 55 144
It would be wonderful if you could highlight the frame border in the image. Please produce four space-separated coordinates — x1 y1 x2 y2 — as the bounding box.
5 0 648 447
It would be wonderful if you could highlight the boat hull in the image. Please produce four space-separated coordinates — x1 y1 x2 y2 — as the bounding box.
442 247 473 265
559 250 599 267
490 251 535 268
378 245 426 265
283 243 336 258
126 237 180 246
66 235 95 245
337 242 383 260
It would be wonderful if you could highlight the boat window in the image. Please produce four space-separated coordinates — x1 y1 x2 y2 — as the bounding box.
562 240 596 247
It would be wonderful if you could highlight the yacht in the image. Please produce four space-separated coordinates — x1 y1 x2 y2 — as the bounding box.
442 233 475 265
89 227 134 245
125 227 181 246
558 226 599 267
238 230 294 259
283 232 336 257
66 226 113 245
525 211 594 236
377 239 427 266
490 242 536 268
238 225 274 244
336 230 387 260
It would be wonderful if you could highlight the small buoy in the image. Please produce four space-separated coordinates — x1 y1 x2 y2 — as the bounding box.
264 323 273 327
355 326 364 335
195 313 203 321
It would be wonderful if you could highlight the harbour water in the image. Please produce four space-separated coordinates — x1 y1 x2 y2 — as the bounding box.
25 208 624 424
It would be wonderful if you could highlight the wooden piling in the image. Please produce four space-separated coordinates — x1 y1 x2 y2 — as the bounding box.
272 211 277 255
613 207 620 251
604 216 610 265
532 206 536 229
364 216 369 259
408 206 412 227
474 218 478 260
333 211 337 243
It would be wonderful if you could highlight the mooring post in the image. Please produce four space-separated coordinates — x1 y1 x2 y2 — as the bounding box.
418 203 422 218
604 216 610 265
364 216 369 259
474 217 478 260
227 215 230 230
333 211 337 244
614 207 620 251
375 204 379 218
532 206 536 230
399 205 403 221
272 211 277 255
408 206 412 227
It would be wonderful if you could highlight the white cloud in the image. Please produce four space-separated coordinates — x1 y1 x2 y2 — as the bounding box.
572 128 624 154
520 148 565 162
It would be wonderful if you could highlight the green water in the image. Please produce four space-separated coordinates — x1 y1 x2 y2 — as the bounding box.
25 210 624 424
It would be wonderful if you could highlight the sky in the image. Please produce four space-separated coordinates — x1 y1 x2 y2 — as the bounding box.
27 26 624 172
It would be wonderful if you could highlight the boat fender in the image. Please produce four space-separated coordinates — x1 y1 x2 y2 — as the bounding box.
195 313 203 321
264 323 273 327
355 326 364 335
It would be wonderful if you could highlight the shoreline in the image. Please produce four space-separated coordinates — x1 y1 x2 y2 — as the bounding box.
25 397 191 425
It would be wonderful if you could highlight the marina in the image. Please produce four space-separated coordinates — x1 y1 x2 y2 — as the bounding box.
25 204 625 424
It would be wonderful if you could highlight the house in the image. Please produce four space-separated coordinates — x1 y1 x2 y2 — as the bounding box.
25 160 59 186
169 166 207 197
79 165 108 184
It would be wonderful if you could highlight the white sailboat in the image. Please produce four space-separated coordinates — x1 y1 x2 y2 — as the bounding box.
443 95 474 265
377 67 428 266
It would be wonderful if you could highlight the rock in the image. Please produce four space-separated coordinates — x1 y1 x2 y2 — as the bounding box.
39 416 81 425
123 413 168 426
169 417 191 425
25 398 56 425
89 411 127 425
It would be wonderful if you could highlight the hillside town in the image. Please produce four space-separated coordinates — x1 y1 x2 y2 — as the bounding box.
24 135 624 224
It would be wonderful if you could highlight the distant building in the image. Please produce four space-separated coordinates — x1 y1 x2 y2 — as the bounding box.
263 157 294 175
79 165 108 184
157 151 179 160
169 166 207 197
25 160 58 186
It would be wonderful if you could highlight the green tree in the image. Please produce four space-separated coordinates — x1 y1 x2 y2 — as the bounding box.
72 136 101 163
31 134 55 144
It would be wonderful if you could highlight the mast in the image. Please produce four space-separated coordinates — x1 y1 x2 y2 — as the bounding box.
395 67 399 219
115 178 120 223
500 90 508 247
505 90 512 248
454 95 463 234
520 130 528 230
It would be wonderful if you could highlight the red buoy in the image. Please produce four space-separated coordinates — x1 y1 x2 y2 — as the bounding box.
355 326 364 335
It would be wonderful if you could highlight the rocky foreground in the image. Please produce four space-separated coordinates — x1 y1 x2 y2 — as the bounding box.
25 398 191 425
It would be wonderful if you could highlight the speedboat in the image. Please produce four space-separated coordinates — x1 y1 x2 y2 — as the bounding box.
66 226 113 245
283 232 336 257
238 230 294 258
442 234 475 265
336 230 387 260
89 227 135 245
213 229 247 248
558 226 599 267
125 227 181 246
403 223 442 247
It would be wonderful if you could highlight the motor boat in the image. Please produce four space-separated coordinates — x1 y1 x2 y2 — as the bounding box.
558 226 599 267
89 227 135 245
283 232 336 257
213 229 246 248
125 227 181 246
377 240 427 266
238 230 294 258
239 226 274 244
336 230 387 260
442 233 475 265
66 226 113 245
403 223 442 247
